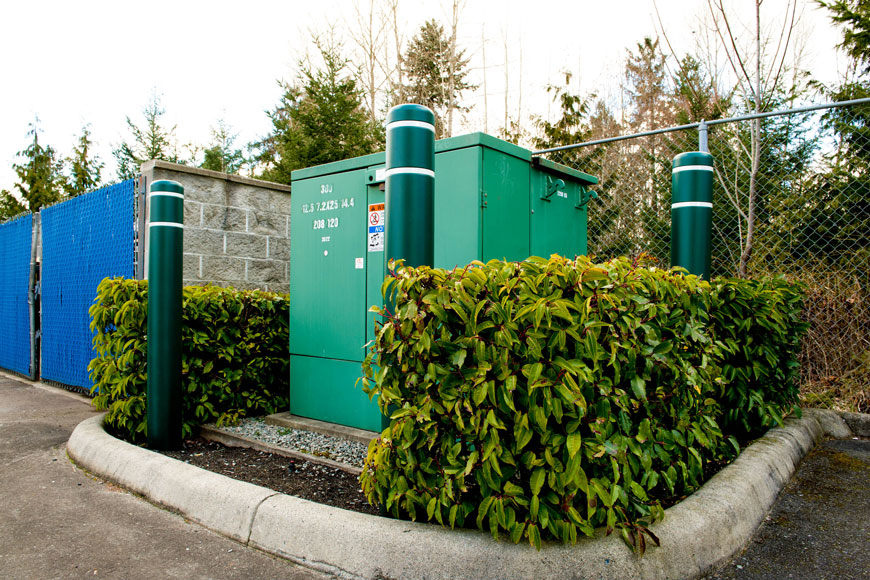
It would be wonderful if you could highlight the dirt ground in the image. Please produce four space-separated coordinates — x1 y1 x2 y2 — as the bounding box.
162 438 378 516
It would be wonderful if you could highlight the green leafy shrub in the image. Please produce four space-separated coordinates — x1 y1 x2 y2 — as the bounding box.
88 278 289 443
708 276 809 438
360 256 738 552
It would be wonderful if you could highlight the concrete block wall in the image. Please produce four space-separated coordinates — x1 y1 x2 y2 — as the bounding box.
139 161 292 294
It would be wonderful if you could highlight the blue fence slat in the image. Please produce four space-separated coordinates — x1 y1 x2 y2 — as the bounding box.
0 213 33 376
40 180 136 389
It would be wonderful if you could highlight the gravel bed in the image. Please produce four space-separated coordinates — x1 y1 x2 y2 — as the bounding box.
208 417 370 468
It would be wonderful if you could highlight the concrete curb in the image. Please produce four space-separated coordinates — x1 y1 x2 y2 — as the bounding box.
67 410 856 580
67 414 279 544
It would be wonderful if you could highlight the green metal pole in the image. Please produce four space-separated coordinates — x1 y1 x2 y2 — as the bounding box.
147 180 184 450
382 104 435 432
671 151 714 279
385 104 436 268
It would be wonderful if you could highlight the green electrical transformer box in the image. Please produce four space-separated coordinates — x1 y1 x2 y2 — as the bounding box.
288 132 597 431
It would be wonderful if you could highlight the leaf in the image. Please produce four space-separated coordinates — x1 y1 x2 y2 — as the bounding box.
464 451 479 476
503 481 524 497
567 432 582 458
630 375 647 401
528 523 542 550
530 467 546 496
653 341 673 355
451 349 467 368
510 522 526 544
581 267 608 282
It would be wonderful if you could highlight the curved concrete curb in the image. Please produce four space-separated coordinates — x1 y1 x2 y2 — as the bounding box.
67 414 279 544
67 410 855 580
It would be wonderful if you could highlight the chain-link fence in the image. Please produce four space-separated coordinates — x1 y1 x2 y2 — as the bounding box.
540 100 870 413
0 213 33 377
40 179 137 391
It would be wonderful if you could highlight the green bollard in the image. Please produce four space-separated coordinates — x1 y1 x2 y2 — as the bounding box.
385 103 436 268
146 180 184 450
382 104 435 432
671 151 714 280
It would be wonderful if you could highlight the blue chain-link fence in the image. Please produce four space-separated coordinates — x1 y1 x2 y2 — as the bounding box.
0 213 33 377
40 180 137 390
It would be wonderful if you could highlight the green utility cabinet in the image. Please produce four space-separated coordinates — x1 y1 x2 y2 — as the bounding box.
288 132 597 431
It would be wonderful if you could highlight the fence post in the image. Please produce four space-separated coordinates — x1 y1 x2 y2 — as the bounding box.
146 180 184 450
28 213 40 381
671 152 714 279
698 120 709 153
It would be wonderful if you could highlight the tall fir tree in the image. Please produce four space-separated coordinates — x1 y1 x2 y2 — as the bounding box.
623 37 678 256
791 0 870 270
113 93 179 181
65 125 103 196
201 119 245 175
400 19 475 138
625 37 677 132
255 39 382 185
12 120 66 212
0 190 27 220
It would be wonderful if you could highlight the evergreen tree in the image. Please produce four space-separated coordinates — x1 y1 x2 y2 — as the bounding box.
201 119 245 175
625 37 677 132
65 125 103 196
794 0 870 271
0 190 27 220
401 19 475 138
255 39 382 184
113 93 180 180
623 38 679 259
672 54 731 126
819 0 870 74
12 120 66 212
531 72 593 152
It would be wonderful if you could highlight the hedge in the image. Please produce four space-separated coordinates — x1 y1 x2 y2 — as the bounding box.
359 255 807 552
708 276 808 438
88 278 289 443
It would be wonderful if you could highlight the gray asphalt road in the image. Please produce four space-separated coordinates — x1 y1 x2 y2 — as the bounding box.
0 374 326 580
704 436 870 580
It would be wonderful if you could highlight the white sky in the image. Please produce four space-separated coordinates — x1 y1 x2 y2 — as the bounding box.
0 0 847 193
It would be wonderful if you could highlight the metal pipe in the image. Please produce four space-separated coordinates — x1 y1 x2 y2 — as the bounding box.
28 213 40 381
532 97 870 155
698 120 709 153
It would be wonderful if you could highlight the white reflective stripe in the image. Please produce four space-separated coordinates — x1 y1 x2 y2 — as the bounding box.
385 167 435 178
673 165 714 173
149 191 185 199
148 221 184 228
672 202 713 209
386 120 435 131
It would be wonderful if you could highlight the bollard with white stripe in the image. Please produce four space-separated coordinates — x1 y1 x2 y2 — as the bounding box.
146 179 184 450
385 104 436 269
671 151 714 280
382 104 435 434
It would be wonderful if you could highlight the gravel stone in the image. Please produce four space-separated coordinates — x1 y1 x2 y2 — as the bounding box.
210 417 369 468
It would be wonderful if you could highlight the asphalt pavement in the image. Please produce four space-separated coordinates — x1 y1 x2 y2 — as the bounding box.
2 371 869 579
0 373 326 580
704 436 870 580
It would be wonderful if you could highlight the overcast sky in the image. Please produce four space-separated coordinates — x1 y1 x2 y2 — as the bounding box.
0 0 847 193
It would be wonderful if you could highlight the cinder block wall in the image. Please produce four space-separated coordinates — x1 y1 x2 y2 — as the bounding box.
139 161 292 294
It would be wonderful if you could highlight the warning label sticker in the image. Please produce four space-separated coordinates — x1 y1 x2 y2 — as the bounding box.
368 203 384 252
